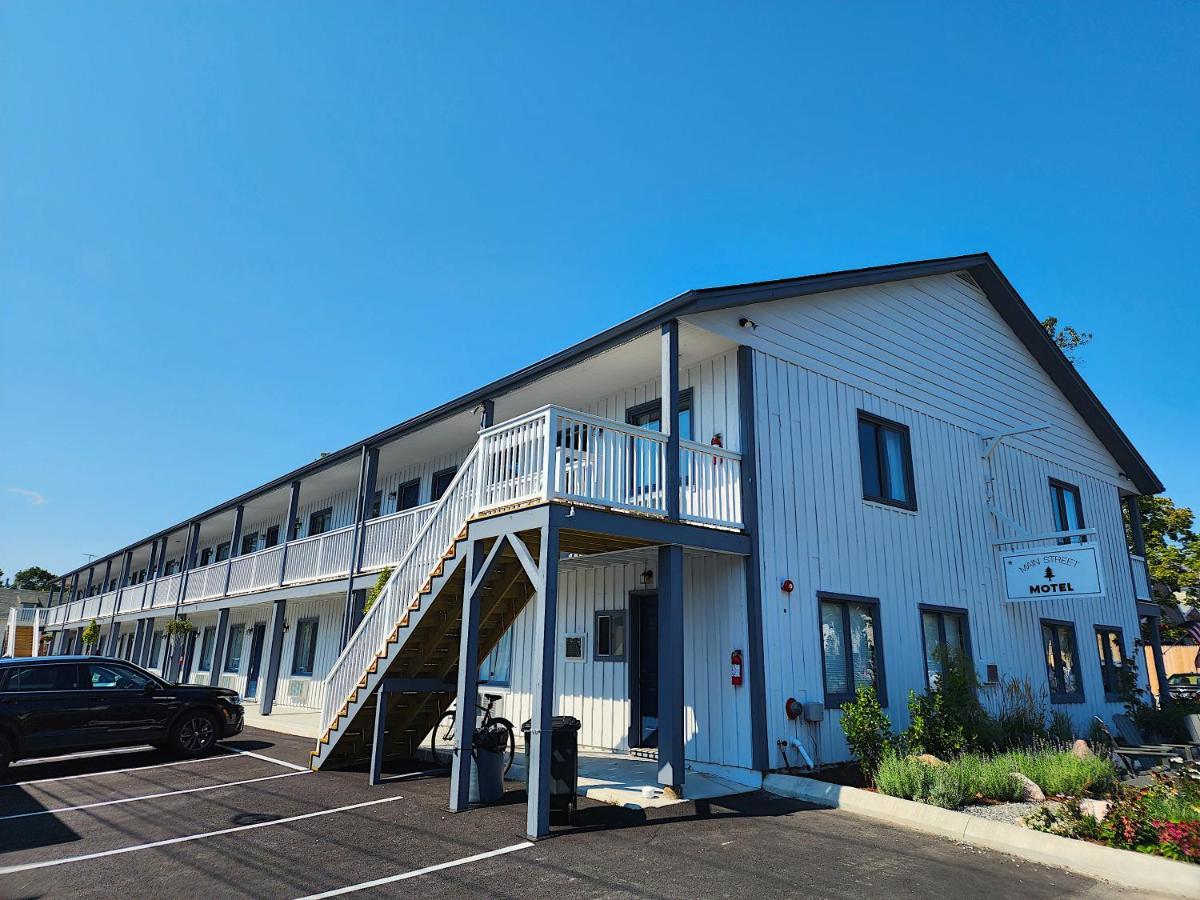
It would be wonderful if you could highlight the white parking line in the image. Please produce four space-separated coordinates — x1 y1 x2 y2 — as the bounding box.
0 770 308 821
294 842 535 899
0 794 408 874
13 745 154 767
224 747 311 772
2 751 240 788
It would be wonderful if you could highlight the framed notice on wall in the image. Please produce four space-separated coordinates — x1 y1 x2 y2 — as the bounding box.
1000 544 1105 603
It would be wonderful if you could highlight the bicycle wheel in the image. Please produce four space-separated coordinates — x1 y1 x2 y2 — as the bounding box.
430 710 458 765
489 716 517 775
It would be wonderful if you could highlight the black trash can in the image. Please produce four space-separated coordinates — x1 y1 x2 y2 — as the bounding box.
521 716 581 824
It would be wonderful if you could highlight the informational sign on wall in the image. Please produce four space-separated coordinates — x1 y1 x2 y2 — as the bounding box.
1000 544 1105 603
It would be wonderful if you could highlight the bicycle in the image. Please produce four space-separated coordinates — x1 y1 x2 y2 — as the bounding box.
430 690 517 774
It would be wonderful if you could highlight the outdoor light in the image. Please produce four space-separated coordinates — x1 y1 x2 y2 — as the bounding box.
641 569 654 586
739 317 757 330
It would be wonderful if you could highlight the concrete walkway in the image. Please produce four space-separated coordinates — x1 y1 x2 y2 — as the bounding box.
240 703 321 739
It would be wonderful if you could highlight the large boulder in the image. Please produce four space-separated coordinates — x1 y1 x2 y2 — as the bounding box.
915 753 945 767
1012 772 1046 802
1071 739 1094 759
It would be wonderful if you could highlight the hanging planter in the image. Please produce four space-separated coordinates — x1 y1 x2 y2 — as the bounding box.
81 619 100 648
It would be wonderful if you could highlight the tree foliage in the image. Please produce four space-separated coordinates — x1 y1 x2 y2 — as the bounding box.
1137 495 1200 607
12 566 57 591
1041 316 1094 364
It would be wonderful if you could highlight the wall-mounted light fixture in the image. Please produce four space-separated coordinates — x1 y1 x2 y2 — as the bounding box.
739 317 757 330
640 569 654 586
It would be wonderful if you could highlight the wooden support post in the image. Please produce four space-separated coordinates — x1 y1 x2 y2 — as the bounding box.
223 505 244 596
657 543 684 793
83 565 95 600
526 523 560 840
279 480 302 585
449 539 486 812
344 446 377 648
1148 611 1171 708
370 682 389 786
260 599 287 715
661 319 681 521
208 608 230 688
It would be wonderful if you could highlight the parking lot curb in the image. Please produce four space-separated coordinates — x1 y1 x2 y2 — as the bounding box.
763 773 1200 899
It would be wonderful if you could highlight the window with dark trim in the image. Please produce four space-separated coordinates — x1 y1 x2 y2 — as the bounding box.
1041 619 1084 703
240 532 259 555
920 606 972 690
594 610 627 661
1095 626 1127 701
264 525 280 548
308 508 333 536
224 624 245 673
199 549 212 567
291 618 319 676
370 490 382 518
480 627 513 686
215 541 231 562
149 631 165 668
1049 479 1086 544
819 593 885 707
625 390 693 495
396 479 421 512
430 468 456 502
199 626 217 671
857 411 916 510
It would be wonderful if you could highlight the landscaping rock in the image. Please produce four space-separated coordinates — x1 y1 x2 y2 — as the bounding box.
1011 772 1046 802
915 754 945 767
1078 798 1110 821
1071 739 1094 759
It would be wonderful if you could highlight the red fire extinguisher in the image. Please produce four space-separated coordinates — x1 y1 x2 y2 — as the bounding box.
730 649 744 687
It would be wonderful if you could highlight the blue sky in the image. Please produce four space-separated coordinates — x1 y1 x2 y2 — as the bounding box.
1 2 1197 577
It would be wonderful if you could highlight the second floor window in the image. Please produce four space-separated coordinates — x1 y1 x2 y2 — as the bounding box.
199 549 212 567
264 525 280 548
215 541 231 562
430 468 457 502
241 532 259 555
1049 479 1086 544
397 479 421 512
308 508 333 536
857 412 916 510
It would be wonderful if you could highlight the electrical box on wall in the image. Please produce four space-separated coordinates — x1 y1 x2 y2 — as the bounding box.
802 701 824 723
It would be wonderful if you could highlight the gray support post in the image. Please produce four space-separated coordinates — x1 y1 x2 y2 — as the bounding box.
49 582 59 607
174 521 201 622
1148 611 1171 708
370 682 390 786
223 505 245 595
140 618 157 668
181 623 197 682
526 524 561 840
1127 495 1147 556
101 559 112 594
105 621 122 657
208 607 231 687
657 543 685 794
83 565 95 599
343 446 377 647
144 541 158 590
736 346 769 771
278 480 302 585
70 572 80 604
449 540 486 812
260 599 287 715
661 319 681 521
154 536 168 580
131 619 147 665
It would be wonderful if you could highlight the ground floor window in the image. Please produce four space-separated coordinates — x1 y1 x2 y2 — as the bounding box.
920 606 971 689
149 631 164 668
594 610 627 661
1041 619 1084 703
1094 626 1127 701
819 593 884 706
225 624 245 673
292 618 319 676
480 628 512 686
199 626 217 671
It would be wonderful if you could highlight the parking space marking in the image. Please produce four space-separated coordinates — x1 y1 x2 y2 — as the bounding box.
3 751 240 788
13 746 152 767
0 770 308 822
294 842 535 899
0 793 408 874
225 746 311 772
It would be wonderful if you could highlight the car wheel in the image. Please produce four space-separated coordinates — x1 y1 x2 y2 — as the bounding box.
171 711 219 757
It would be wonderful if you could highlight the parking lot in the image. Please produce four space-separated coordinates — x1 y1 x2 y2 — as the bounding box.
0 727 1138 899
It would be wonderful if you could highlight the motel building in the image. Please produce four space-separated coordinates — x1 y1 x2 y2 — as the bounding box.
29 253 1166 839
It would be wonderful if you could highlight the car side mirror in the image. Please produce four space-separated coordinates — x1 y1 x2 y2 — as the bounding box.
143 681 161 694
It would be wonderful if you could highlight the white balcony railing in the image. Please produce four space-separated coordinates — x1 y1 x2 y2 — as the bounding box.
50 405 745 630
1130 553 1152 601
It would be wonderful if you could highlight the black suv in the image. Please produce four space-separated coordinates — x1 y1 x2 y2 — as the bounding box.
0 655 244 772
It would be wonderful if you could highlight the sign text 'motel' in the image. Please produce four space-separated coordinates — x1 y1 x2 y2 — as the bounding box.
1000 544 1104 603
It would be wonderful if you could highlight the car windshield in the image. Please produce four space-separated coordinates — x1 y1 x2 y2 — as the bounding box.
1168 674 1200 686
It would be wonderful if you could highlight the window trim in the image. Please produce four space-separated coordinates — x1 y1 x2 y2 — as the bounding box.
917 604 974 690
1040 617 1085 704
291 617 320 677
264 525 281 549
240 532 259 556
198 626 217 672
307 507 333 537
1049 478 1086 544
224 624 245 673
396 478 421 512
817 591 887 708
430 468 457 503
593 609 627 661
1094 624 1127 702
857 410 918 511
624 388 694 437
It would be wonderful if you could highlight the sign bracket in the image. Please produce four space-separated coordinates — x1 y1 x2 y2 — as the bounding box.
980 422 1052 461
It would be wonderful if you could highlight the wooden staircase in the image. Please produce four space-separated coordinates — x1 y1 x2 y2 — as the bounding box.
312 525 538 770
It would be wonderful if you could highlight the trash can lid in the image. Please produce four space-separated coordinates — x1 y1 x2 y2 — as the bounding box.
520 716 582 734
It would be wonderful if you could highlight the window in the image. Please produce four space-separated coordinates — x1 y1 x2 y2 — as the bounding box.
920 606 971 690
857 411 916 510
820 593 885 706
149 632 165 668
215 541 231 562
3 664 78 691
86 663 152 690
241 532 259 555
594 610 627 661
1050 479 1086 544
1095 626 1127 701
164 560 179 575
224 624 245 673
199 626 217 671
291 619 319 676
430 468 457 502
626 390 693 495
480 628 513 686
308 508 333 536
1041 619 1084 703
264 525 281 548
370 490 382 518
199 548 213 567
396 479 421 512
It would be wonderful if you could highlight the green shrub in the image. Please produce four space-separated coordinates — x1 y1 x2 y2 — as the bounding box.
991 677 1048 749
995 749 1117 797
875 749 932 801
839 686 893 779
927 763 974 809
1048 710 1075 745
363 566 393 615
904 648 991 757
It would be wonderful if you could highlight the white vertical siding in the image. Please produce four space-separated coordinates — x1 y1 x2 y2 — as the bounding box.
274 595 345 710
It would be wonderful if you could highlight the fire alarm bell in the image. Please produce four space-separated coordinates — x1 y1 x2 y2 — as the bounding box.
781 579 794 593
785 697 803 720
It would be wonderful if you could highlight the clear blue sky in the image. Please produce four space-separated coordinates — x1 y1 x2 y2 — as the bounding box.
2 2 1197 577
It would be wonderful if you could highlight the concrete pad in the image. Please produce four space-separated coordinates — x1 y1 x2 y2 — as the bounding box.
240 703 321 738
